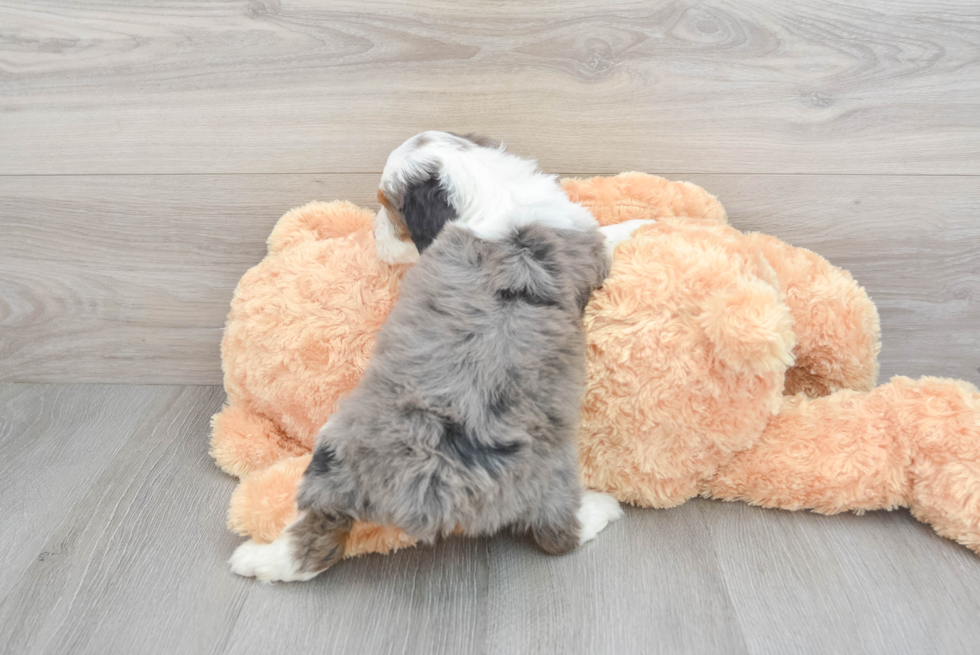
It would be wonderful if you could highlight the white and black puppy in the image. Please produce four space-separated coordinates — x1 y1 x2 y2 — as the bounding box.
228 133 648 582
373 130 648 265
230 223 623 582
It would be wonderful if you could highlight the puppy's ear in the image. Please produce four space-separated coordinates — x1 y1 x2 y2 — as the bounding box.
452 132 502 150
401 175 458 253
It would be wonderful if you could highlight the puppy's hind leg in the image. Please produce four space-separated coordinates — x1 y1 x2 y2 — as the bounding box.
528 498 581 556
576 490 624 545
229 508 351 582
524 470 584 556
229 432 356 582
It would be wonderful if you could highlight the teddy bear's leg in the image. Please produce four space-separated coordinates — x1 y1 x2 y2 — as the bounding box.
742 233 881 397
706 377 980 555
705 387 909 515
227 454 310 543
227 454 418 556
900 377 980 553
209 405 310 479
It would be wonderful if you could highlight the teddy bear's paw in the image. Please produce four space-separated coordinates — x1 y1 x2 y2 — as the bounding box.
228 538 319 583
599 219 656 261
577 490 625 545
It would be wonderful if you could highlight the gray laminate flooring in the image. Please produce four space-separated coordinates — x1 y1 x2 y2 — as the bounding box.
2 383 980 655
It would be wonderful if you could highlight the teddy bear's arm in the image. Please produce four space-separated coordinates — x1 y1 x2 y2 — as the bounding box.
561 173 727 227
744 233 882 397
210 405 310 478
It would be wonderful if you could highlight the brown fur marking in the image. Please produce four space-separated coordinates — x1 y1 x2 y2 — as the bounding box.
378 188 413 242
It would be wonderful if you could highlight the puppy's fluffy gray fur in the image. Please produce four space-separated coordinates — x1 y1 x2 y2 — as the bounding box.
291 222 610 573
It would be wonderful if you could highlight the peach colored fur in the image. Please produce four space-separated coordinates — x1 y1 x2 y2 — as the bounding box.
211 173 980 557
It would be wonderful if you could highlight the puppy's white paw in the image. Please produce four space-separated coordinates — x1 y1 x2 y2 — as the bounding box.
577 490 625 546
600 219 656 260
228 538 319 583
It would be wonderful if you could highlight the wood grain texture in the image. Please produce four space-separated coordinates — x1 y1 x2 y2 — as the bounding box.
4 384 980 654
0 173 377 384
484 504 747 655
1 0 978 175
0 384 242 655
0 383 164 601
220 537 490 655
2 173 976 385
698 499 980 654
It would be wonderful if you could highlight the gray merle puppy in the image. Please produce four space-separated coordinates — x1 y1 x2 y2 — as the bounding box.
229 221 628 582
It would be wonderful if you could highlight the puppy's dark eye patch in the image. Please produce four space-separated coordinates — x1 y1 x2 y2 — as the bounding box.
401 174 458 253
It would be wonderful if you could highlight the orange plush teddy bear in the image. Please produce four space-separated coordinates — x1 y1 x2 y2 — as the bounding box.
211 173 980 558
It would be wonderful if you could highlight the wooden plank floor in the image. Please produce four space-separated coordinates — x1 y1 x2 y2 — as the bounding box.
2 1 980 653
3 382 980 655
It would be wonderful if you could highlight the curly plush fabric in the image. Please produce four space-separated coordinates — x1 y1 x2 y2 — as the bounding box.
211 173 980 557
213 202 406 478
577 217 794 507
